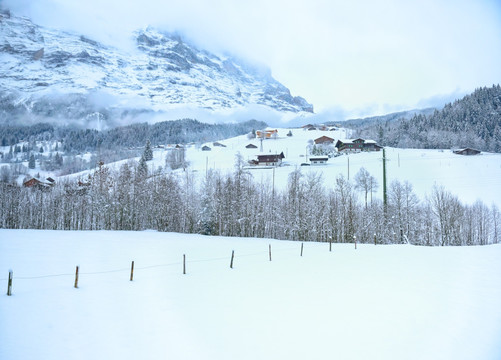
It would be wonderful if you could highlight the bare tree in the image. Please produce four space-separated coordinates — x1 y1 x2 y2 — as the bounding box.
335 174 357 243
492 204 500 244
165 147 188 170
430 185 464 246
355 167 377 208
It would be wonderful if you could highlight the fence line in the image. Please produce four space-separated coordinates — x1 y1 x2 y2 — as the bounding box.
1 240 343 287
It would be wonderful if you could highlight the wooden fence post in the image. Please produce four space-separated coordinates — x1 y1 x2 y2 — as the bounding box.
7 270 12 296
329 237 332 252
230 250 234 269
183 254 186 275
269 244 272 261
74 266 79 288
300 243 304 257
130 261 134 281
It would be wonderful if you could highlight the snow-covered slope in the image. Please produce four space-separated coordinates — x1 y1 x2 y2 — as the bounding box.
0 11 313 125
1 229 500 360
57 126 501 209
185 127 501 207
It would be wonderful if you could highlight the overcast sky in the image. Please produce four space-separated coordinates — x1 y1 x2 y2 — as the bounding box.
3 0 501 119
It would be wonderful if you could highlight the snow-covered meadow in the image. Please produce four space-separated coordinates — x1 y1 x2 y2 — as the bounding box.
54 126 501 209
159 127 501 208
1 229 501 360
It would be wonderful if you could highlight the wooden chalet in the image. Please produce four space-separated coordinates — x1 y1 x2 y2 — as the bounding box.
453 148 481 156
201 145 211 151
256 129 278 139
309 157 328 165
335 138 382 152
23 177 54 190
254 152 285 166
314 136 335 145
245 143 258 149
213 142 226 147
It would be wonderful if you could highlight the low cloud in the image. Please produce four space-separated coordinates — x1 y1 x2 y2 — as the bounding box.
3 0 501 117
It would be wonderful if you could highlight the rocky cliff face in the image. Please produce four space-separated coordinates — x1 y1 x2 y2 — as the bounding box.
0 10 313 126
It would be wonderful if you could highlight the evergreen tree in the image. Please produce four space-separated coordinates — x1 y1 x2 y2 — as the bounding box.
28 154 36 169
137 154 148 178
143 140 153 161
54 152 63 167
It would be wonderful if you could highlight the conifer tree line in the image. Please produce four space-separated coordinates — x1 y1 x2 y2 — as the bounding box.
0 119 267 153
352 85 501 152
0 159 499 246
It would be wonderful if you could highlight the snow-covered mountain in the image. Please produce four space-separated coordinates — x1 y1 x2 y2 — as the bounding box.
0 10 313 126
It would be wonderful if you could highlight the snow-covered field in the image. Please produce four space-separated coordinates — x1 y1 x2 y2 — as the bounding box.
1 229 500 360
56 127 501 208
186 128 501 207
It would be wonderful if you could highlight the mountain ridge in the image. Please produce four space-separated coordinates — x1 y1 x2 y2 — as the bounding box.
0 10 313 127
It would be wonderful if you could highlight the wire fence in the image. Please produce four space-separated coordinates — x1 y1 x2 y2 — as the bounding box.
1 240 342 291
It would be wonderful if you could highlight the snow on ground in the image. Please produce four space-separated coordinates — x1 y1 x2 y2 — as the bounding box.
184 128 501 207
1 229 500 360
57 127 501 208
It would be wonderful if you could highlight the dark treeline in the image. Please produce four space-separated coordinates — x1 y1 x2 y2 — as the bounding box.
352 85 501 152
1 158 499 246
0 118 267 153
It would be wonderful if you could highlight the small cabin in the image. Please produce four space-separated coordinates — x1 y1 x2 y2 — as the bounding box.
255 152 285 166
309 157 329 165
23 177 54 189
201 145 211 151
314 136 335 145
453 148 481 156
245 144 258 149
336 138 382 152
256 129 278 139
213 142 226 147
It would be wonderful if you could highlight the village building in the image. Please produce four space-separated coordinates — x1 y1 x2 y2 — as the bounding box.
249 152 285 166
245 144 258 149
256 129 278 139
453 148 481 156
309 157 329 165
213 142 226 147
335 138 382 152
23 177 54 190
201 145 211 151
314 136 335 145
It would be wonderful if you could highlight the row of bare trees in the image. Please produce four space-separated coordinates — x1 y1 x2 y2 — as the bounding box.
0 159 499 246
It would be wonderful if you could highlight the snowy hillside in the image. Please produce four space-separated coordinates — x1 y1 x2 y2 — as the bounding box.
98 126 501 209
0 11 312 125
1 229 500 360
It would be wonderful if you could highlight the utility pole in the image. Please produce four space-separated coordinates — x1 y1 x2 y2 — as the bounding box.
383 148 387 214
347 156 350 180
272 167 275 199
